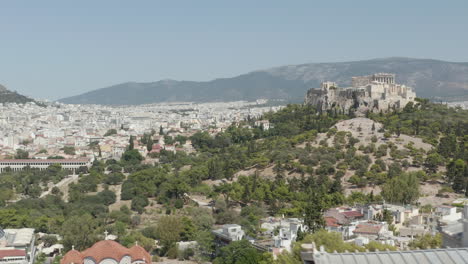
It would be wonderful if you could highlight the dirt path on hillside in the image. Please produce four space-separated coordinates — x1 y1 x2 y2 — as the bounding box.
40 174 79 200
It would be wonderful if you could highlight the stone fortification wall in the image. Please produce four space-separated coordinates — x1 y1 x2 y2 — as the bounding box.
305 74 415 114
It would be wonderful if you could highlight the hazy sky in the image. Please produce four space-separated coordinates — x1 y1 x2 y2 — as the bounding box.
1 0 467 100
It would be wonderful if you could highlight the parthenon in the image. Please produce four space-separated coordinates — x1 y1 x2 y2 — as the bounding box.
305 73 416 114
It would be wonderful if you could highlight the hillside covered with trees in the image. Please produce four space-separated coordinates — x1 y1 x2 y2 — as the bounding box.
0 84 37 104
0 99 467 262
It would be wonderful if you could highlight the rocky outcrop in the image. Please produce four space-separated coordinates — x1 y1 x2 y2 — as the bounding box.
304 74 416 114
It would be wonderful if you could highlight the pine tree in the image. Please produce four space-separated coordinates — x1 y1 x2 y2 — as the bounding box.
207 157 223 180
330 177 343 193
438 134 458 158
396 122 401 137
448 159 467 194
369 190 375 202
413 119 420 135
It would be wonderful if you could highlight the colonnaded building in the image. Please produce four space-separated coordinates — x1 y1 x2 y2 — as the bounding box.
0 158 92 173
304 73 416 114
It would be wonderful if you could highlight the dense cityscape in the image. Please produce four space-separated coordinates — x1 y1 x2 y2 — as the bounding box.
2 2 468 264
0 100 278 160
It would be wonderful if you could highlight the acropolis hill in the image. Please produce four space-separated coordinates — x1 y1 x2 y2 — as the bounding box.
304 73 416 114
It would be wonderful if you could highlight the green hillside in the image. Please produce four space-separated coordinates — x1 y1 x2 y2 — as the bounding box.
1 100 467 262
0 84 36 104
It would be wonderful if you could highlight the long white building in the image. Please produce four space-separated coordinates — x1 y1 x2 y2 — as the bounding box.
0 158 91 173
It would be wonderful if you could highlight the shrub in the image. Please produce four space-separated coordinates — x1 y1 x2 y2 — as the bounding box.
174 199 184 209
383 132 391 139
152 255 160 262
131 196 149 213
104 172 125 185
438 186 454 195
97 190 116 205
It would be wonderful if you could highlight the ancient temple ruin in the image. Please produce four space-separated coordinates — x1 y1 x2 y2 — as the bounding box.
304 73 416 114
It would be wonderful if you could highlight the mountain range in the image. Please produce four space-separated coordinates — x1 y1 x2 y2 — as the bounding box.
56 57 468 105
0 84 36 104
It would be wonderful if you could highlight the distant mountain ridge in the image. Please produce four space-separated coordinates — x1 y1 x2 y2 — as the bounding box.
59 57 468 105
0 84 36 104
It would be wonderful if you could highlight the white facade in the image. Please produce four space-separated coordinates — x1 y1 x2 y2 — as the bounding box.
436 206 462 223
354 236 370 246
442 205 468 248
0 159 91 173
261 218 307 252
222 224 244 241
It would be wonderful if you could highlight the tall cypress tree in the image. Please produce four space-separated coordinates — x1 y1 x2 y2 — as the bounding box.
146 138 153 152
128 135 134 150
304 189 326 233
304 177 326 233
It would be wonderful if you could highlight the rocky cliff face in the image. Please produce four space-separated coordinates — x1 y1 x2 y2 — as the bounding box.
305 87 369 114
305 74 416 114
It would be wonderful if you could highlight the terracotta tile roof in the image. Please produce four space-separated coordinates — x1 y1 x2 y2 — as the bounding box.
129 245 151 262
61 240 150 264
325 217 340 227
152 144 161 150
81 240 130 264
0 249 26 259
61 250 83 264
354 223 383 235
342 211 364 218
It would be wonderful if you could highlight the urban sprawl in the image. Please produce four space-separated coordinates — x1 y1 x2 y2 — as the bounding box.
2 75 468 264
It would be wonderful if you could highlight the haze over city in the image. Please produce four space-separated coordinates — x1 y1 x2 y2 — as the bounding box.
1 0 468 99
